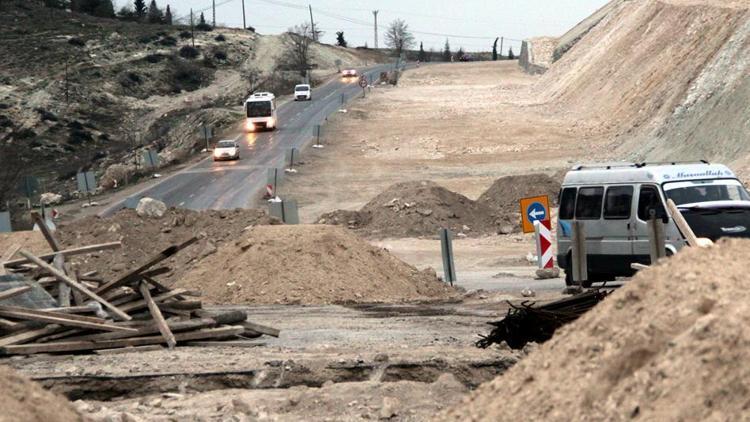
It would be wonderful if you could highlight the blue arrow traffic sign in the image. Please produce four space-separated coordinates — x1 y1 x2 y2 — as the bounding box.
526 202 547 222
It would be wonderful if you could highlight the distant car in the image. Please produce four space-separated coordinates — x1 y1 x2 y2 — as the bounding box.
213 140 240 161
294 84 312 101
342 69 358 78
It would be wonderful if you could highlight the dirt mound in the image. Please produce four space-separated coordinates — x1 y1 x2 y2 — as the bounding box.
57 208 278 284
0 365 82 422
477 174 561 214
318 181 509 238
177 225 459 305
0 231 49 257
440 238 750 421
538 0 750 170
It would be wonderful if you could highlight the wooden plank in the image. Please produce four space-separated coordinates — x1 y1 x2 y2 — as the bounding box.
666 199 700 247
157 301 202 311
0 308 137 333
3 242 122 268
95 345 164 355
119 289 189 314
139 282 176 349
0 305 107 324
0 286 32 302
183 341 266 348
53 254 71 307
30 212 61 252
0 317 19 331
96 237 199 295
61 318 219 343
17 249 131 321
240 321 280 338
0 325 63 347
631 263 649 271
1 326 244 354
0 245 21 275
42 306 97 314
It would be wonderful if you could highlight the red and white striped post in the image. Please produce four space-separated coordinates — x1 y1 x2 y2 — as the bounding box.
534 219 554 269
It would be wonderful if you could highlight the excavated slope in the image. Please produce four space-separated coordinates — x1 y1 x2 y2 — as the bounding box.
538 0 749 170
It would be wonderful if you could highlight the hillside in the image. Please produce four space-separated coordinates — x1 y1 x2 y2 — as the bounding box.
0 1 382 200
534 0 750 174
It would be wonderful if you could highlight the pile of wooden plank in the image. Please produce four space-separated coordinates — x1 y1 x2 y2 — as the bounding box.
0 212 279 355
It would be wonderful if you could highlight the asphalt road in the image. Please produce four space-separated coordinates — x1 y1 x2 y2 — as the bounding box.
99 65 392 216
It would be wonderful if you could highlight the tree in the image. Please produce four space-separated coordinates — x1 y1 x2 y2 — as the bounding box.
418 42 426 62
442 39 451 62
164 4 172 24
508 47 515 60
427 47 435 62
71 0 113 17
455 47 465 61
133 0 147 18
336 31 347 48
281 23 315 77
94 0 114 17
384 19 415 57
147 0 163 23
492 37 499 61
196 11 212 31
43 0 69 9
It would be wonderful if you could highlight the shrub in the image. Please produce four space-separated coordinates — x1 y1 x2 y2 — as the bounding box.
35 108 58 122
214 34 226 42
179 45 199 59
168 59 207 92
68 37 86 47
158 36 177 46
213 50 227 61
179 31 192 39
68 128 93 145
145 53 164 63
137 34 158 44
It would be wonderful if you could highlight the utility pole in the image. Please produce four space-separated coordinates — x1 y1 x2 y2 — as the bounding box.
190 9 195 48
309 5 316 41
241 0 246 29
500 37 504 59
212 0 216 28
373 10 379 49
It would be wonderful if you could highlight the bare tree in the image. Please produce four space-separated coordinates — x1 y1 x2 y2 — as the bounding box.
281 23 315 77
384 19 415 57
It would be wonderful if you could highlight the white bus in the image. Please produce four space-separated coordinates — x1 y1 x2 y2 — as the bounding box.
244 92 277 131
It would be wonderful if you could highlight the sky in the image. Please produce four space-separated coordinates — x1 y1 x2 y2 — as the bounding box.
115 0 611 52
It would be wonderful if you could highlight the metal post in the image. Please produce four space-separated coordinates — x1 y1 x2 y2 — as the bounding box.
439 228 456 286
190 9 195 48
309 5 316 41
648 210 667 264
571 221 587 286
373 10 379 49
212 0 216 28
241 0 246 29
315 125 321 146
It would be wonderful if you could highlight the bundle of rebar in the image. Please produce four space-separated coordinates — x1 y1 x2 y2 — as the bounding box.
476 289 610 350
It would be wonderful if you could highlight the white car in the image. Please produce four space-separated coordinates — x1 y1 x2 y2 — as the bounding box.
294 84 312 101
341 69 358 78
213 140 240 161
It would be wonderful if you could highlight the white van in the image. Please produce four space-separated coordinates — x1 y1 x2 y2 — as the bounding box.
244 92 277 131
294 84 311 101
557 162 750 286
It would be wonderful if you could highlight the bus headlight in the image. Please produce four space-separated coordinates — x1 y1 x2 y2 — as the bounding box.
246 121 255 131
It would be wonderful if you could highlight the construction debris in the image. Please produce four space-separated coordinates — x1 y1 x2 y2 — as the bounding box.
0 221 280 356
476 289 610 350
